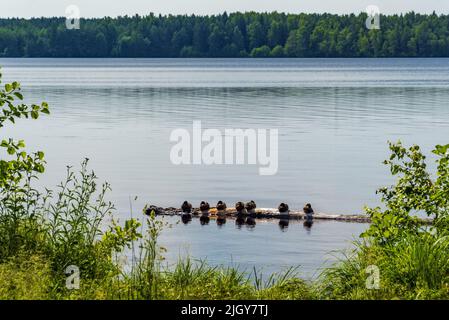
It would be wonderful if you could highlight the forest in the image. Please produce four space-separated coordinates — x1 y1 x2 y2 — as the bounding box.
1 11 449 58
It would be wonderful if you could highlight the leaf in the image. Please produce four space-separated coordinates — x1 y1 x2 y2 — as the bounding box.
11 81 20 90
433 144 449 155
13 92 23 100
7 146 15 155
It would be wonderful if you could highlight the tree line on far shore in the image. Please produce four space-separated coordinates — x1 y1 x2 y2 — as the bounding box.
1 11 449 58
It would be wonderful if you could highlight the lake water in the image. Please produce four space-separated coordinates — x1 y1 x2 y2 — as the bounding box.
158 216 366 278
1 58 448 276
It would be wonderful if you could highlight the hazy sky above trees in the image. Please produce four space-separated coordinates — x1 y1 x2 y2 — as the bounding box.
2 0 449 18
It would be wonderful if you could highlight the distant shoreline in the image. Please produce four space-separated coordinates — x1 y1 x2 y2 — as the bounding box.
1 12 448 58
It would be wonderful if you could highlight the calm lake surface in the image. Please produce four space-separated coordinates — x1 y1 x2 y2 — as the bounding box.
1 58 448 276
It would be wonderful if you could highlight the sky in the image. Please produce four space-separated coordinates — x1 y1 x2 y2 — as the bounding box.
1 0 449 18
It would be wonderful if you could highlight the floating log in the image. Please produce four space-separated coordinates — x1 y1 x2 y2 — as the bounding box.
144 205 434 225
145 205 372 223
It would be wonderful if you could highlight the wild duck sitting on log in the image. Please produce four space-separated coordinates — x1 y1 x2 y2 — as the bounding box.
216 201 227 224
181 201 192 214
245 200 256 217
235 201 246 225
303 203 314 221
144 205 164 216
200 201 210 216
199 201 210 225
278 203 290 229
278 203 289 215
181 201 192 224
245 200 257 225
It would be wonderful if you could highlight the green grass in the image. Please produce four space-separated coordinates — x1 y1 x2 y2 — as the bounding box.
318 234 449 299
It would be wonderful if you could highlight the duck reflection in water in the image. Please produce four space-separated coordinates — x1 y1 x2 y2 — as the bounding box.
200 216 210 225
303 220 313 230
199 201 210 225
180 201 193 224
278 203 290 231
245 200 257 228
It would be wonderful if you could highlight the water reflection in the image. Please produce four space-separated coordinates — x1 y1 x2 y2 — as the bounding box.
163 216 368 278
182 215 316 232
199 216 210 225
278 219 290 231
245 217 256 227
303 220 314 231
216 217 227 227
181 214 192 225
235 216 245 228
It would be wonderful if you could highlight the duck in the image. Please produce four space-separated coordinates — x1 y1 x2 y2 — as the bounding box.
216 201 227 224
181 201 192 214
303 203 314 222
180 201 192 224
245 200 257 225
278 203 289 214
199 201 210 216
199 201 210 225
216 200 227 212
144 205 163 216
245 200 257 217
235 201 245 214
235 201 246 224
278 203 290 230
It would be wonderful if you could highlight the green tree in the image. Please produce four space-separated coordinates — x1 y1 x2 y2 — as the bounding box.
250 45 271 57
1 12 449 58
267 21 286 47
208 26 226 56
232 26 245 53
193 21 209 54
270 45 285 57
248 20 265 50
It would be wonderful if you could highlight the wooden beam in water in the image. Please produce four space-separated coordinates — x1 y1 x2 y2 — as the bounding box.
145 205 434 225
145 205 372 223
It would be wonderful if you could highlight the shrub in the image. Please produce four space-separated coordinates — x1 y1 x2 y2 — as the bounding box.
362 141 449 244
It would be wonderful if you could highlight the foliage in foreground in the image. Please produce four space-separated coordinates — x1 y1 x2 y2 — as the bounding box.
320 233 449 299
321 142 449 299
362 142 449 243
